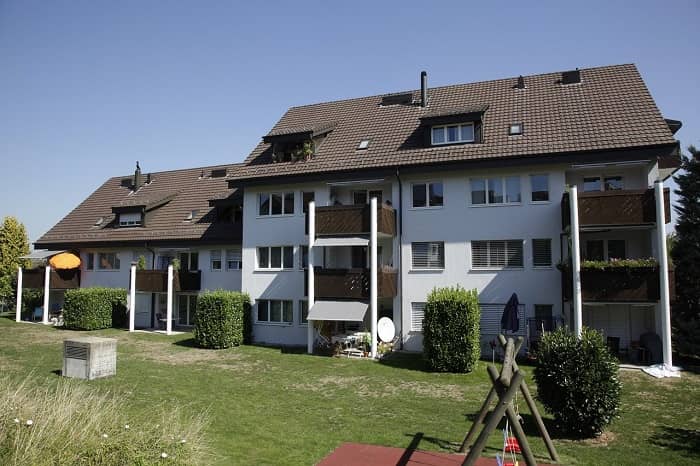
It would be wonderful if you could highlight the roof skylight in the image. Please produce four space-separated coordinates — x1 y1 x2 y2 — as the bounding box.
508 123 524 136
357 139 370 150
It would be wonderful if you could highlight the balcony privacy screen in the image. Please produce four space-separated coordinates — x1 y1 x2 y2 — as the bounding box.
411 242 445 269
472 240 523 268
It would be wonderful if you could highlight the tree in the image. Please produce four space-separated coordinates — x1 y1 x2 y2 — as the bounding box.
0 216 30 305
671 146 700 355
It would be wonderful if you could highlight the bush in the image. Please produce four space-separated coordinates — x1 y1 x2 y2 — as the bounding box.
193 291 251 349
63 288 127 330
423 286 480 372
0 374 208 465
533 327 621 437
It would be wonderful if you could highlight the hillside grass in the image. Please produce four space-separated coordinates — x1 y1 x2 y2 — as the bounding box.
0 318 698 465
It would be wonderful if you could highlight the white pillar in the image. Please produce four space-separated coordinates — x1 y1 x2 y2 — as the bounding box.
307 200 315 354
569 185 583 338
129 264 136 332
166 264 173 335
370 197 378 358
15 266 22 322
42 265 50 324
655 181 673 367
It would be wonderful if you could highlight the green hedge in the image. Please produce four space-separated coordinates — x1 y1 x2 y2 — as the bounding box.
533 327 622 437
193 291 251 349
423 286 481 373
63 287 127 330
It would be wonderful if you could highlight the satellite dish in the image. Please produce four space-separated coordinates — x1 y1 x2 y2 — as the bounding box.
377 317 396 343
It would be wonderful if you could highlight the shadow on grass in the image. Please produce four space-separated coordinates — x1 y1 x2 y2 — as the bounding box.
649 426 700 457
378 352 429 372
172 338 199 348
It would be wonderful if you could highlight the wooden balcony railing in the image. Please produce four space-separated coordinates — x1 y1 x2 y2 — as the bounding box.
311 268 398 299
562 266 675 303
309 204 396 236
135 270 201 293
21 268 80 290
561 188 670 230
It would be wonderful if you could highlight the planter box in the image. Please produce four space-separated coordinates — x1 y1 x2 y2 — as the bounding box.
562 267 675 302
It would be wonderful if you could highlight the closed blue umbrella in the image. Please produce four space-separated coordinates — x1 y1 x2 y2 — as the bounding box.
501 293 520 333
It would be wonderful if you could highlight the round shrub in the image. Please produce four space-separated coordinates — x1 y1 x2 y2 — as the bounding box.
193 291 251 349
534 327 621 437
423 286 480 373
63 287 127 330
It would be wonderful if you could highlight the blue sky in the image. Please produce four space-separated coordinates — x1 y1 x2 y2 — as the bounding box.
1 0 698 242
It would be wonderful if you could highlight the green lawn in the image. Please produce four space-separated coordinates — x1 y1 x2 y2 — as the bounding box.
1 318 698 465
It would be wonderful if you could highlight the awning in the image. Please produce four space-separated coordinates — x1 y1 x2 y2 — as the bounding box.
49 252 81 270
20 250 65 261
307 300 368 322
314 236 369 247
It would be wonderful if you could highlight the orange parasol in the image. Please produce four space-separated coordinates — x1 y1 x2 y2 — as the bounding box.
49 252 81 270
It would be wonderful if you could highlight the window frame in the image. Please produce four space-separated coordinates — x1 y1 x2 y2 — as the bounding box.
226 248 242 270
411 182 444 209
97 252 120 271
299 245 308 270
532 238 553 268
410 302 426 332
86 252 94 270
256 299 294 325
470 176 522 206
410 241 445 271
118 212 142 227
471 240 524 270
210 250 222 271
529 174 550 203
258 191 295 217
256 246 294 271
299 300 309 326
430 123 475 146
301 191 315 214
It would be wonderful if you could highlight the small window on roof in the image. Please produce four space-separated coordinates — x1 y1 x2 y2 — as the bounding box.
94 217 104 227
357 139 370 150
185 210 198 221
509 123 523 136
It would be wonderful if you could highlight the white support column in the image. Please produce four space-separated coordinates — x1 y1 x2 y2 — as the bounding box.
569 185 583 338
42 265 50 324
655 180 673 368
15 266 22 322
307 200 315 354
370 197 378 358
166 264 173 335
129 264 136 332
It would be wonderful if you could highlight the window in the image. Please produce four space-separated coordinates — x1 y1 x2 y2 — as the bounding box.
604 176 623 191
583 177 601 192
210 250 222 270
411 302 426 332
584 240 605 261
178 252 199 271
530 174 550 202
351 246 367 269
607 240 626 260
158 255 174 270
176 295 198 326
357 139 370 150
508 123 523 136
471 240 524 268
534 304 553 320
352 189 383 205
257 299 293 324
119 212 142 227
471 177 521 205
299 245 308 269
86 253 94 270
411 242 445 269
431 123 474 145
226 248 242 270
257 246 294 269
412 182 443 208
532 239 552 267
98 253 120 270
299 300 308 325
259 192 294 216
302 191 315 214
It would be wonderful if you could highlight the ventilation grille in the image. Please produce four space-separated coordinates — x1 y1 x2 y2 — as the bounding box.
65 345 88 360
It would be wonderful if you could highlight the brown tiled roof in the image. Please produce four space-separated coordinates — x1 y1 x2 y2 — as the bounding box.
231 64 676 183
35 164 243 248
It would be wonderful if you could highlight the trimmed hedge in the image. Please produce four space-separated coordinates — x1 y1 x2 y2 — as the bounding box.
63 287 127 330
533 327 622 437
423 286 481 373
193 291 251 349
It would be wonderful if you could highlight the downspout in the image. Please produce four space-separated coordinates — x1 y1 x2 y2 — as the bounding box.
395 168 404 349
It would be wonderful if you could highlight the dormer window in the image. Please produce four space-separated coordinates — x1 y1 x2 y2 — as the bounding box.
431 123 474 145
119 212 142 227
263 122 336 164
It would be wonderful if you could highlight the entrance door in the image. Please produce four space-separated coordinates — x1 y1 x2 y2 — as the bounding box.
176 295 198 326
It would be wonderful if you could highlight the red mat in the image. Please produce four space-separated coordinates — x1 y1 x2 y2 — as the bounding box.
317 442 515 466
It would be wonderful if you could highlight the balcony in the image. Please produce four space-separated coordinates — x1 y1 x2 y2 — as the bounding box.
21 268 80 290
135 270 201 293
562 266 675 303
309 204 396 236
311 268 398 299
561 188 670 230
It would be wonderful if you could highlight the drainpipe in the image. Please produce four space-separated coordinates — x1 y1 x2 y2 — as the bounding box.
569 185 583 338
654 181 672 368
307 201 316 354
15 266 23 322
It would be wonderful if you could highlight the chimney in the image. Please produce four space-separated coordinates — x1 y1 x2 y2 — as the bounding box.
146 173 152 184
133 161 142 190
561 68 581 85
420 71 428 107
516 75 525 89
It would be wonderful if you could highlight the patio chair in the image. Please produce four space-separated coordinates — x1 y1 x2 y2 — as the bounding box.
32 307 43 322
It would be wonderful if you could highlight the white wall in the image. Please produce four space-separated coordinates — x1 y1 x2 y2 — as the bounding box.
400 166 567 351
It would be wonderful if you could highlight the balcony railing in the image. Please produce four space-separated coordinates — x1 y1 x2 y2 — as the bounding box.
309 204 396 236
311 268 398 299
562 266 675 303
561 188 670 230
135 270 201 293
21 268 80 290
